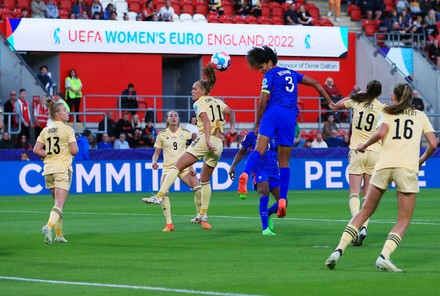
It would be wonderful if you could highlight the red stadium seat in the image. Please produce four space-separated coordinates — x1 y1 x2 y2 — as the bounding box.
195 3 207 15
271 16 284 25
338 129 348 138
206 13 219 23
2 0 17 9
128 2 142 13
171 3 180 14
308 7 320 19
261 6 270 17
182 3 194 14
299 130 310 140
258 15 272 24
271 6 283 17
219 14 233 23
245 14 258 24
223 4 233 15
58 8 69 19
269 1 280 9
13 8 23 17
59 0 72 11
232 14 245 24
17 0 30 9
350 5 361 21
309 129 319 141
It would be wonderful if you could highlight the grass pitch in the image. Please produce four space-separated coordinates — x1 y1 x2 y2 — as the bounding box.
1 189 440 295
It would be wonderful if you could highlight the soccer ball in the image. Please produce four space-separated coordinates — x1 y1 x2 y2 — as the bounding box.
211 52 231 71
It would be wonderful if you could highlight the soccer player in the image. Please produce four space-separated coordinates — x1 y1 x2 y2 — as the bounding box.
229 130 280 236
143 110 202 232
333 80 385 246
143 64 235 230
0 108 3 131
238 45 335 217
33 97 78 245
325 83 437 272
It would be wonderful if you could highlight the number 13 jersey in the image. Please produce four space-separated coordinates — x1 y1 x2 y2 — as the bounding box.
36 121 77 175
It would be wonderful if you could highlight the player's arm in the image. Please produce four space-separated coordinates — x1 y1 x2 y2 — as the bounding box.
419 131 437 168
255 91 269 132
334 97 350 110
229 146 248 180
301 75 335 110
152 147 162 170
356 122 388 153
33 140 47 158
222 106 236 134
70 141 79 156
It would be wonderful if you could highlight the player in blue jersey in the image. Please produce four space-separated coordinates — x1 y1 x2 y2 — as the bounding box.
229 130 280 236
238 45 335 217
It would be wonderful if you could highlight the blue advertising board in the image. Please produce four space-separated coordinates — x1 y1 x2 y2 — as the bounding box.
0 148 439 195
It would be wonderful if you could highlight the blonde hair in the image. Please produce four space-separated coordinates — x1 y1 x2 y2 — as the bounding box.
384 83 414 115
45 97 65 121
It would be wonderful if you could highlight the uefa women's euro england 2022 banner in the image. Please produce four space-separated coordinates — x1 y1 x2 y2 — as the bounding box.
6 18 348 57
1 149 439 195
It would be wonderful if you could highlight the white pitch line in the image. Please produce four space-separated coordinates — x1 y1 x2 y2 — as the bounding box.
0 276 262 296
1 210 440 226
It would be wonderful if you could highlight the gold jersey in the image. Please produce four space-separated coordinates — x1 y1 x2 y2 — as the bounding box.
193 96 228 136
154 126 191 170
36 121 77 175
345 98 386 152
375 108 434 172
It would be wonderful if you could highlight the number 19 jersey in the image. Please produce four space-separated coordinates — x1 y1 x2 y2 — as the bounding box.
36 121 77 175
345 98 385 152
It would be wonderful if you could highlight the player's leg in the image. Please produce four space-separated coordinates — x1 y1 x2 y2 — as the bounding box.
277 145 293 218
377 169 417 272
159 173 174 232
180 173 202 221
238 134 270 198
195 162 215 230
144 152 198 204
256 180 273 235
326 184 385 269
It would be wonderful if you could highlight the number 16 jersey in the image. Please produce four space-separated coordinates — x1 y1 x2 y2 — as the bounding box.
36 121 76 175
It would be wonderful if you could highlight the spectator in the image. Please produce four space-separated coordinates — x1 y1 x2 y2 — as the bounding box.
65 68 83 122
69 13 77 19
109 10 118 20
45 0 59 18
424 9 439 37
395 0 410 14
360 0 384 20
229 134 243 148
103 3 115 20
412 90 425 111
322 77 343 121
186 115 198 135
428 38 440 67
158 0 175 22
298 4 314 25
33 95 49 138
21 8 30 18
284 3 300 25
97 133 113 149
420 0 433 17
21 150 30 161
311 132 328 148
72 0 88 19
0 108 3 131
3 90 19 132
131 113 142 130
225 130 239 147
433 0 440 21
0 132 15 149
136 14 142 21
326 129 344 147
31 0 47 18
98 111 116 142
79 10 90 19
113 132 130 149
243 0 261 18
141 120 157 147
342 134 350 147
75 130 91 160
398 9 411 29
16 134 33 149
143 0 155 21
131 128 144 148
17 88 32 140
293 124 306 148
88 0 103 19
209 0 224 15
36 66 53 94
120 83 138 115
115 112 134 142
409 0 421 14
327 0 341 22
87 132 96 149
303 139 313 148
350 84 361 95
322 114 339 140
123 12 129 21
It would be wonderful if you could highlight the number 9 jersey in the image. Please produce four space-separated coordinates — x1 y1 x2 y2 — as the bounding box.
36 121 77 175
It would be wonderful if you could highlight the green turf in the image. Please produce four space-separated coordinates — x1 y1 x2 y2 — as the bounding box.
1 189 440 296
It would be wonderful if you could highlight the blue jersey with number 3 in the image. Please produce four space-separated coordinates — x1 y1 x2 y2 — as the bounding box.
262 66 304 112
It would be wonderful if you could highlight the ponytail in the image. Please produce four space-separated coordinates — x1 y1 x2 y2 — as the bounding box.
383 83 414 115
